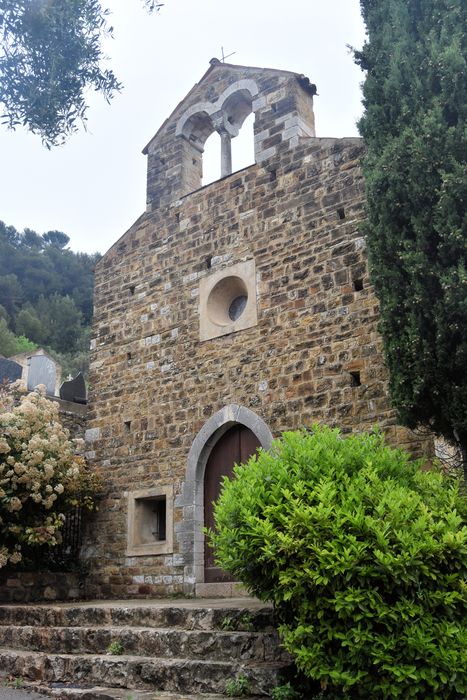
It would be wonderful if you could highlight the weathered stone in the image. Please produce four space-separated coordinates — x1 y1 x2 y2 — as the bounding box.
84 61 434 599
0 600 289 697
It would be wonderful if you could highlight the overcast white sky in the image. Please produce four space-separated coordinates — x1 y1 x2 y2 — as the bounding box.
0 0 366 255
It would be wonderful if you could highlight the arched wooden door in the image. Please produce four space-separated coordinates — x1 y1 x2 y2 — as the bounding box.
204 424 261 583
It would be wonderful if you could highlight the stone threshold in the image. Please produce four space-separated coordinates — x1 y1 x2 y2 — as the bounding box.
195 582 251 598
1 681 263 700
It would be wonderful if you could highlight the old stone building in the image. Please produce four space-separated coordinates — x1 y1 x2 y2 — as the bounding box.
84 61 431 598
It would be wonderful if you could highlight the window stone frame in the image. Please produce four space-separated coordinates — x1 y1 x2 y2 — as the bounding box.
126 485 174 557
199 259 258 341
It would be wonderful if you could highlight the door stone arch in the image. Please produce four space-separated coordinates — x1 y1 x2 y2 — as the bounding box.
175 405 273 591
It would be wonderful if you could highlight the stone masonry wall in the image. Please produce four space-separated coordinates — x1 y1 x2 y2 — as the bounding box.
50 396 87 441
84 135 433 599
0 572 81 603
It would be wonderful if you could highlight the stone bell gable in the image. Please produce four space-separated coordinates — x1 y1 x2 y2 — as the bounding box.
142 60 316 210
86 62 432 599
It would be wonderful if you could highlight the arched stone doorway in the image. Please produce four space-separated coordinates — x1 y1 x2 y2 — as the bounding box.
204 423 261 582
176 405 273 592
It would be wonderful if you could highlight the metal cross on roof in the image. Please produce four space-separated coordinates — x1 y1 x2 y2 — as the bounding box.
221 47 236 62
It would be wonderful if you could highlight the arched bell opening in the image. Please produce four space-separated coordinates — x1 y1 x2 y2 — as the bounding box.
231 111 255 173
179 109 216 193
175 80 260 195
202 130 222 186
219 88 255 178
222 88 254 135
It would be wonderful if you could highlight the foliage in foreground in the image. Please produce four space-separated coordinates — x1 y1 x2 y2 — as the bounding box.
355 0 467 469
209 427 467 699
0 384 101 569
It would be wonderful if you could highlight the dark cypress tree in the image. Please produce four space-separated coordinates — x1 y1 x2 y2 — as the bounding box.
355 0 467 475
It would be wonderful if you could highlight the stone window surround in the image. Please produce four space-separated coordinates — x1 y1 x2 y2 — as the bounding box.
175 405 273 589
126 484 174 557
199 259 258 341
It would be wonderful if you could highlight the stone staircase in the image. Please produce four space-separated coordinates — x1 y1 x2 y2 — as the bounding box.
0 599 291 699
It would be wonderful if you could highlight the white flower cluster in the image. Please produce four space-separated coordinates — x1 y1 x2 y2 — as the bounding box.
0 387 96 568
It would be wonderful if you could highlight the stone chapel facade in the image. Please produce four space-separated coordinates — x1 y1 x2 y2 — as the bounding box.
84 61 431 598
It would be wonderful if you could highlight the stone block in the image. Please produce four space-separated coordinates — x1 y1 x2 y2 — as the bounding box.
85 427 101 443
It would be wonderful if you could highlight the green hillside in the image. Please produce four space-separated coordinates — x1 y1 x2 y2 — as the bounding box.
0 220 100 379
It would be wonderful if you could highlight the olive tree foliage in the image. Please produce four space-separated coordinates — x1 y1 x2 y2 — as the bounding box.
0 0 162 147
354 0 467 473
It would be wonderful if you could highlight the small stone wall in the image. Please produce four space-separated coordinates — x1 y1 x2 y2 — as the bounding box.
49 396 87 441
0 571 82 603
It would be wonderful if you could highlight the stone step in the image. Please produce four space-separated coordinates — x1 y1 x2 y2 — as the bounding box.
2 682 264 700
0 648 289 696
0 625 287 663
0 603 275 632
4 681 262 700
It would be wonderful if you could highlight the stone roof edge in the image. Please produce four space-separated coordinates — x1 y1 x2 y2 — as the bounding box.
97 211 148 265
141 61 314 155
10 347 56 363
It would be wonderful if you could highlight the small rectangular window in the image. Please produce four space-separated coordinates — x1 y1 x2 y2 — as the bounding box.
127 486 173 556
134 496 167 544
153 498 167 541
353 278 364 292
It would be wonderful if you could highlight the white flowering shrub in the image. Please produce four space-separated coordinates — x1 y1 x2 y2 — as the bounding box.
0 384 101 569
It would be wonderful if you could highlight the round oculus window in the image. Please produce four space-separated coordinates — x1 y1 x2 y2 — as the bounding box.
206 276 249 327
229 295 247 321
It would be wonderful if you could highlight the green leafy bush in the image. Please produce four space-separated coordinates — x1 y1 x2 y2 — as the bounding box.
271 682 301 699
209 427 466 699
225 673 250 697
107 641 124 656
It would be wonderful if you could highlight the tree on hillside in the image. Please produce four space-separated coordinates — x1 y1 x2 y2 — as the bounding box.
0 220 98 376
0 317 22 357
0 220 99 324
0 317 36 357
15 305 45 346
0 0 162 147
42 231 70 249
36 294 84 353
0 273 22 320
355 0 467 475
